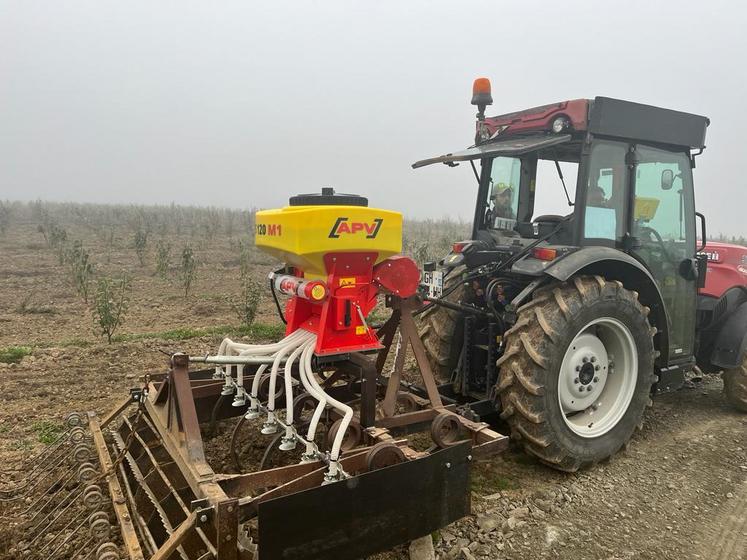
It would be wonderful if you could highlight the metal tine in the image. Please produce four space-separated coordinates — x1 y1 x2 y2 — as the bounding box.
27 480 86 537
67 535 95 560
42 509 88 559
23 465 80 519
1 436 69 487
0 451 73 501
22 433 73 476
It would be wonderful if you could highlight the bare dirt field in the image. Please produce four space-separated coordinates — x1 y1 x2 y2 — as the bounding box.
0 202 744 560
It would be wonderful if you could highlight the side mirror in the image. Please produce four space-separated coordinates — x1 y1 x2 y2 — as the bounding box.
661 169 674 190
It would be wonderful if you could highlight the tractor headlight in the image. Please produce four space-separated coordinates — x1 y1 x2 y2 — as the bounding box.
551 116 570 133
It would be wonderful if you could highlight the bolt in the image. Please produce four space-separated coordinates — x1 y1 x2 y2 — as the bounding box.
609 361 614 368
200 514 208 523
593 377 599 383
467 455 473 461
574 378 579 384
227 505 234 513
582 356 588 363
225 535 232 542
595 365 600 371
590 356 596 363
575 365 581 372
579 386 585 392
587 386 594 392
445 462 451 469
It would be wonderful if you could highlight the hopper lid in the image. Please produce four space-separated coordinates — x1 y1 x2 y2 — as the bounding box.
289 187 368 207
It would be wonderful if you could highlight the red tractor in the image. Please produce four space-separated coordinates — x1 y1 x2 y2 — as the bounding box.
413 79 747 471
697 241 747 409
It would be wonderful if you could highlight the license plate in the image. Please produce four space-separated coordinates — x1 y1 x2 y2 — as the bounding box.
421 270 443 298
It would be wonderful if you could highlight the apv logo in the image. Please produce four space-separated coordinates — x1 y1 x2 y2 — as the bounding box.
328 217 383 239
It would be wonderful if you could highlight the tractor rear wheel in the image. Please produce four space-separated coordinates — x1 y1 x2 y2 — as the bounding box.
419 265 468 382
724 359 747 412
496 276 657 471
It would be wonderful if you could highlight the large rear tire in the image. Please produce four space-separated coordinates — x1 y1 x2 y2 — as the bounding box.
724 359 747 412
418 266 468 382
496 276 657 471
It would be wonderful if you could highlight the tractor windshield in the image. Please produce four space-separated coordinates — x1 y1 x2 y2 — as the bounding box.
484 157 521 230
480 149 580 234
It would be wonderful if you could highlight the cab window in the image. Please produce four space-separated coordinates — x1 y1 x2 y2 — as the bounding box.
484 156 521 230
583 140 629 242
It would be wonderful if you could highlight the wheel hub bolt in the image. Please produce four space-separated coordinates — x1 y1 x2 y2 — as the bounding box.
574 378 580 384
590 356 596 363
575 365 581 372
582 357 589 363
593 377 599 383
587 386 593 392
595 365 600 371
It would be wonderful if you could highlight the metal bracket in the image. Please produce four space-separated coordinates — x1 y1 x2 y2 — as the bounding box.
191 499 213 528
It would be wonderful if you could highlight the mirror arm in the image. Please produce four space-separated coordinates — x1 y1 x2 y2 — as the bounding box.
695 212 707 253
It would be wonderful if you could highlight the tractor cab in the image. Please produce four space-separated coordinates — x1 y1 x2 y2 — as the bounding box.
414 81 709 371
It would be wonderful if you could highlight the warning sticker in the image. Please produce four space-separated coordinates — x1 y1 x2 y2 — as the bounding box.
339 277 356 288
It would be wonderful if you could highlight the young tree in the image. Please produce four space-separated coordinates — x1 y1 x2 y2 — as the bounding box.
155 239 172 278
66 240 94 302
179 245 198 297
92 275 131 344
133 229 148 266
230 276 262 328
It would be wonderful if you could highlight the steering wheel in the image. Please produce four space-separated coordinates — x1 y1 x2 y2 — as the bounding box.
532 214 567 224
638 226 678 265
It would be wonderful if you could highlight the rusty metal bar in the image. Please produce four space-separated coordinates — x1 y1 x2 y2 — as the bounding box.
150 510 198 560
398 298 444 409
239 450 373 518
88 412 146 560
100 396 137 429
116 458 159 557
376 405 456 429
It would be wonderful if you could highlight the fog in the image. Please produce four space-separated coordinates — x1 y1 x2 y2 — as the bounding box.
1 1 745 234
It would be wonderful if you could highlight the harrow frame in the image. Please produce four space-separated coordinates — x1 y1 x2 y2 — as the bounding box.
6 297 507 560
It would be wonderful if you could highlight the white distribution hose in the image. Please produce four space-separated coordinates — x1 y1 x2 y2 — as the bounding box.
298 341 328 458
282 342 310 426
215 330 354 481
246 330 307 399
278 341 310 448
215 331 306 393
302 344 354 470
263 331 315 431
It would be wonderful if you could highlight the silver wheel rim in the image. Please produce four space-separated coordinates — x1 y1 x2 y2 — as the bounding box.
557 317 638 438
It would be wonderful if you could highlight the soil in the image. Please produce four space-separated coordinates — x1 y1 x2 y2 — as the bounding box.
1 213 745 560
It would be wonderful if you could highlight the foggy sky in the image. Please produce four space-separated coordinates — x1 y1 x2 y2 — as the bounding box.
1 1 745 235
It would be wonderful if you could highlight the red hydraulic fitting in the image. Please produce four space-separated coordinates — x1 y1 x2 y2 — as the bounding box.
272 274 328 302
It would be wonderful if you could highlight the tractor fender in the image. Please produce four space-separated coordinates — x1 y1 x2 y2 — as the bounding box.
540 247 670 365
710 301 747 369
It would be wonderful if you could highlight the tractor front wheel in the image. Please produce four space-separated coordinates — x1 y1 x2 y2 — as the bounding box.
496 276 657 471
724 359 747 412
